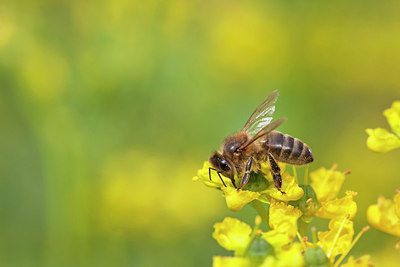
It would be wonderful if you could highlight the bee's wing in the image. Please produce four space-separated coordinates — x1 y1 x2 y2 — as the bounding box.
239 117 286 150
242 90 279 136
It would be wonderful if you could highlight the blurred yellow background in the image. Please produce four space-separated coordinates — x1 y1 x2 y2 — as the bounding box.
0 0 399 266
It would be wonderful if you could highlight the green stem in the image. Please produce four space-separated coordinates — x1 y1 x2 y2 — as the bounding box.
304 165 309 185
292 166 298 184
252 200 270 229
298 219 309 237
311 226 317 247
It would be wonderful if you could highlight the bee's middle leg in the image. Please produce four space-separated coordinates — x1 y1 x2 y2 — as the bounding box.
267 153 286 194
238 157 253 191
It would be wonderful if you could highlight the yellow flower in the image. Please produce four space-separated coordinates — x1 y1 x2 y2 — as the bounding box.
260 243 304 267
316 191 358 219
341 255 373 267
222 187 260 212
212 216 275 266
212 217 252 256
310 166 345 203
261 171 304 202
310 166 357 219
262 199 302 248
318 216 354 262
366 100 400 153
365 128 400 153
367 191 400 237
384 101 400 135
194 161 304 211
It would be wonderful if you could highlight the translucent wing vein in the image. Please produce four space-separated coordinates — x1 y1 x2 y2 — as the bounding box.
242 90 279 136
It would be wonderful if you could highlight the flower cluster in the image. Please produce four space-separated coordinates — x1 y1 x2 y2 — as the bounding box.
366 100 400 249
212 216 304 267
211 214 371 267
193 162 372 266
366 100 400 153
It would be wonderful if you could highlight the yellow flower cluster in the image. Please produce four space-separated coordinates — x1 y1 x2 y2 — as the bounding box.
365 100 400 250
194 160 372 266
212 214 371 267
366 100 400 153
212 216 304 267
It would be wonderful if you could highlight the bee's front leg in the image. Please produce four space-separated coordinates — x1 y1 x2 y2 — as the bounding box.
209 167 227 187
267 153 286 194
238 157 253 191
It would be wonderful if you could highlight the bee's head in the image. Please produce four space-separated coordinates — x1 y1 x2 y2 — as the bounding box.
209 151 234 179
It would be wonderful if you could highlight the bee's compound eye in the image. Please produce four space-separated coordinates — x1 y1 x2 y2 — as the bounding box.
219 159 231 172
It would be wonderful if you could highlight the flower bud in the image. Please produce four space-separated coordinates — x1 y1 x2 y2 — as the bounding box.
289 185 320 223
304 246 330 267
247 235 274 265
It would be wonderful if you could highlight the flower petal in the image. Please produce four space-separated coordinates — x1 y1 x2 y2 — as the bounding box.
318 216 354 261
269 200 302 231
213 256 251 267
383 100 400 136
262 200 302 248
316 191 358 219
366 128 400 153
263 243 304 267
262 229 293 251
212 217 252 255
222 187 260 211
367 193 400 237
262 171 304 202
310 167 345 202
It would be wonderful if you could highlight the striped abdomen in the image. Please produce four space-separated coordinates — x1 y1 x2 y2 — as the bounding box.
264 131 313 165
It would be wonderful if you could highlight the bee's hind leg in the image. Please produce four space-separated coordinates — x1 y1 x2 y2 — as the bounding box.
267 153 286 194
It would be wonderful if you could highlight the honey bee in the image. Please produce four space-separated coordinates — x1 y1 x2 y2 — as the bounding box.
209 90 313 193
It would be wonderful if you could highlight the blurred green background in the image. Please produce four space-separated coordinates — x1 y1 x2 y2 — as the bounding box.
1 0 400 266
